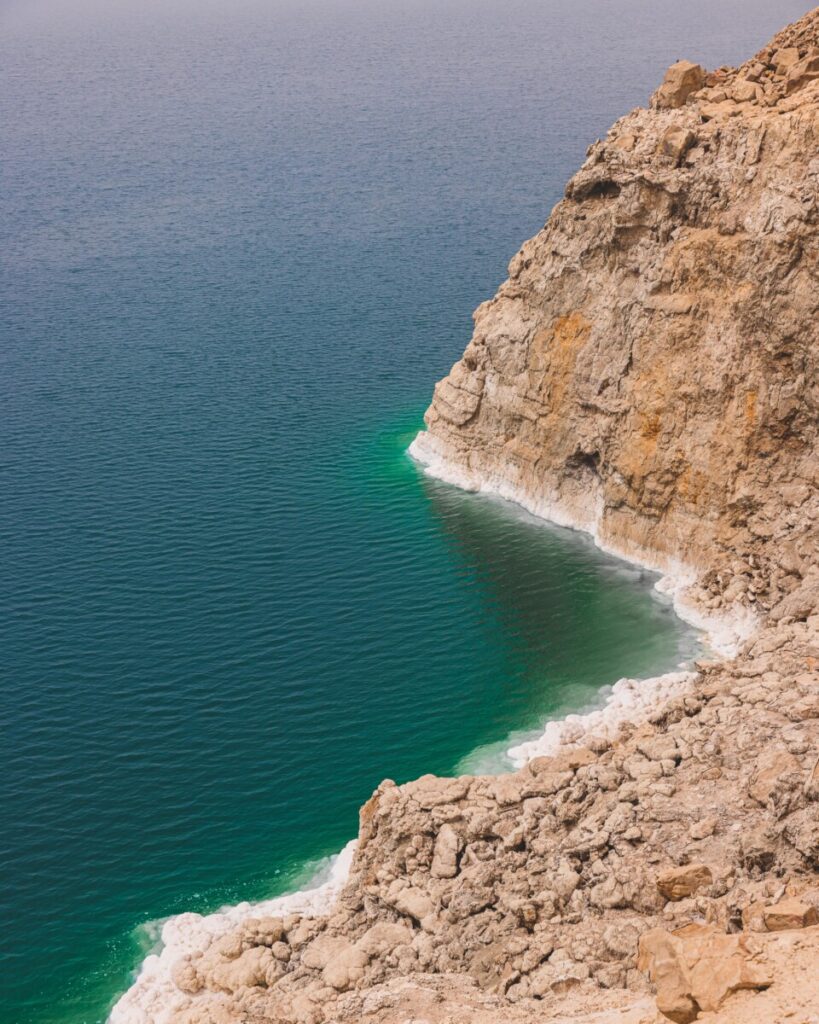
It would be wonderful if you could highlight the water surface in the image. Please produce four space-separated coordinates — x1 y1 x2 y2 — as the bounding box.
1 1 808 1021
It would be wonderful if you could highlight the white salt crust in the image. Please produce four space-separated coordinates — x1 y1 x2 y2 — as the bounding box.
408 431 759 660
407 431 759 765
109 841 357 1024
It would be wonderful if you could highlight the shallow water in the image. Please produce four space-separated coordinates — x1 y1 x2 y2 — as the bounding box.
0 0 808 1021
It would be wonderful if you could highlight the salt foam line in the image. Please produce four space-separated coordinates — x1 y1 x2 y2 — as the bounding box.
505 670 696 767
108 840 357 1024
407 430 759 768
407 431 759 659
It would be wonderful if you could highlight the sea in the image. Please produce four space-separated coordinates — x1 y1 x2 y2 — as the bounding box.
0 0 807 1021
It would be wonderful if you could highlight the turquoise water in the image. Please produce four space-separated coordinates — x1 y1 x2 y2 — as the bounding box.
0 1 806 1021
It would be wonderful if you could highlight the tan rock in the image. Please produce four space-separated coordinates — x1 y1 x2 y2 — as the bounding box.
638 923 772 1022
658 126 697 164
430 823 461 878
763 897 819 931
785 52 819 93
657 865 713 902
322 943 369 991
731 78 759 102
652 60 706 109
689 818 717 841
748 746 800 805
773 46 800 74
386 882 435 923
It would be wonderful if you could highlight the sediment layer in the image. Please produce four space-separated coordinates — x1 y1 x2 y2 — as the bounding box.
113 10 818 1024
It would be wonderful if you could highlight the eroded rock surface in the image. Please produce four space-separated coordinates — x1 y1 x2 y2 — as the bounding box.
411 10 819 635
115 10 819 1024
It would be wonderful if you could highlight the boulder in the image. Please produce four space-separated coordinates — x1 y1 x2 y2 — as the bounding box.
659 127 697 164
356 921 414 957
638 923 772 1022
322 943 368 991
785 53 819 95
386 882 435 923
772 47 800 74
763 897 819 931
731 78 759 103
652 60 706 109
208 946 274 993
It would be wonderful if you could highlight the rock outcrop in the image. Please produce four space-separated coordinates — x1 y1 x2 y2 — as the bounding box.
410 9 819 646
112 10 819 1024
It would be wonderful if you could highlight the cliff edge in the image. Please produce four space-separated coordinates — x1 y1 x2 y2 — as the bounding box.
411 8 818 644
113 11 819 1024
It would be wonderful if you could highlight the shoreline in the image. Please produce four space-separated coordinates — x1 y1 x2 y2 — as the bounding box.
110 843 358 1024
406 431 766 770
408 432 761 660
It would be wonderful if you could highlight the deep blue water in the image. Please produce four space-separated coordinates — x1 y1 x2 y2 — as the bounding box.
0 1 808 1021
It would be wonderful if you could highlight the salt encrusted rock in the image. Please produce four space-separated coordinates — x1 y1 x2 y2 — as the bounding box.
430 824 461 878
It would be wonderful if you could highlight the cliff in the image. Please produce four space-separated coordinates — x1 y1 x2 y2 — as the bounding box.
411 10 818 643
113 11 819 1024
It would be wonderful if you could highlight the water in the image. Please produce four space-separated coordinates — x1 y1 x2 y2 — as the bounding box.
0 0 807 1021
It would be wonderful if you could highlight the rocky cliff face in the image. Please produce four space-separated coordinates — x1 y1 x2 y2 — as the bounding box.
114 11 819 1024
411 8 819 644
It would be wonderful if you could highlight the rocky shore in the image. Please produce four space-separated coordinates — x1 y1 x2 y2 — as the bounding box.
113 10 818 1023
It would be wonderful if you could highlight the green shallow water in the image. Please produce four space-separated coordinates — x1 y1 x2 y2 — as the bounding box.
1 0 805 1021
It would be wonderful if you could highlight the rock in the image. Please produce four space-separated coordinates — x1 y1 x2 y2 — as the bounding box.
731 78 759 102
386 883 435 923
208 946 274 993
638 923 772 1022
404 774 471 809
241 916 286 946
741 828 777 873
552 861 581 901
785 53 819 94
171 957 203 995
430 824 461 878
741 900 768 933
773 46 800 74
748 747 800 805
301 935 350 971
782 808 819 866
657 865 713 902
602 922 640 960
763 897 819 931
357 922 414 957
652 60 707 109
689 818 716 841
323 943 369 991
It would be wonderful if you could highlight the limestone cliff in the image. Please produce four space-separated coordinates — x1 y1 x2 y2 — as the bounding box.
113 11 819 1024
411 8 819 643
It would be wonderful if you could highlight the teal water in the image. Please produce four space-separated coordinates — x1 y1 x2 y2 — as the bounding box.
1 1 807 1021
